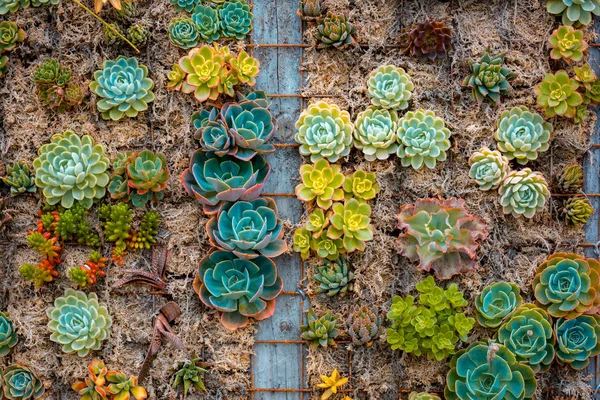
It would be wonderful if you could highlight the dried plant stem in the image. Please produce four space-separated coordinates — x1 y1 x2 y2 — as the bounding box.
71 0 140 53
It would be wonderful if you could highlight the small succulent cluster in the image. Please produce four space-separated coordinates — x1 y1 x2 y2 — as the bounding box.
32 59 88 112
0 21 24 78
386 276 475 361
400 20 452 62
549 25 588 63
315 13 357 49
463 48 515 104
171 355 207 396
168 44 260 103
68 250 108 288
535 70 583 119
72 359 148 400
396 197 488 279
297 0 324 21
311 257 354 296
301 308 339 349
317 368 348 400
347 305 383 347
546 0 600 26
101 2 149 49
0 312 18 356
1 162 35 195
0 364 45 400
553 164 593 225
409 393 440 400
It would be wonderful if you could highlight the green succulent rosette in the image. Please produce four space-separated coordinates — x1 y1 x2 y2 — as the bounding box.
295 159 344 210
315 13 356 49
218 0 252 40
534 70 583 118
498 169 549 218
169 18 201 49
549 25 588 62
191 5 221 43
564 196 594 225
326 198 373 252
366 65 414 111
495 106 552 164
475 281 522 329
0 311 18 356
342 170 379 201
463 49 515 104
353 106 399 160
347 305 382 347
0 21 25 54
468 147 509 191
300 309 339 349
554 314 600 369
170 0 199 13
2 162 35 195
0 365 45 400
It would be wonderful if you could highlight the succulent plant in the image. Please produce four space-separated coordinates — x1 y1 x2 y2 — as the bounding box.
0 312 17 356
30 0 58 6
295 159 344 209
495 106 552 165
53 204 100 247
396 109 451 170
107 150 170 208
444 341 536 400
177 45 224 102
47 289 112 357
463 49 515 104
71 359 109 400
347 305 383 347
126 24 150 48
564 196 594 225
181 151 269 215
19 258 59 287
311 235 344 261
387 276 474 361
0 21 25 54
32 58 70 86
402 20 452 61
582 79 600 105
170 0 198 13
0 55 8 77
236 89 269 107
475 282 522 329
468 147 510 191
207 197 287 259
554 314 600 369
353 106 399 160
409 393 440 400
171 356 207 395
396 197 488 280
102 23 124 46
218 0 253 40
293 227 312 260
533 252 600 319
0 0 23 14
1 162 35 195
499 169 550 218
547 0 600 26
366 65 414 111
167 64 186 91
98 202 132 264
128 210 160 251
229 51 260 86
574 64 597 90
69 251 107 289
301 309 339 349
312 257 354 296
317 368 348 400
549 25 588 62
315 13 357 49
496 304 555 373
33 131 110 208
0 365 45 400
194 250 283 330
106 371 147 400
535 70 583 118
556 164 583 193
327 199 373 252
342 170 379 201
191 5 220 43
297 0 323 20
113 0 137 21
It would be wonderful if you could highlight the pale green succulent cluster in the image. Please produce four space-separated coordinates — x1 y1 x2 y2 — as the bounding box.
353 106 399 161
366 65 414 111
499 169 550 218
468 147 510 191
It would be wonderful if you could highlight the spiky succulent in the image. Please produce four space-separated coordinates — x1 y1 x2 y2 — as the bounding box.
107 150 170 208
396 109 451 170
301 309 339 349
0 365 45 400
1 162 35 195
554 315 600 369
168 17 200 47
396 197 488 280
126 24 150 48
171 356 207 396
105 371 147 400
317 368 348 400
297 0 323 20
206 198 287 259
499 169 550 218
102 23 123 46
549 25 588 62
444 341 536 400
181 151 269 215
33 131 110 209
564 196 594 225
71 359 109 400
402 20 452 61
312 257 354 296
90 56 155 120
463 49 515 104
0 312 18 356
315 13 356 49
555 164 583 193
366 65 414 111
496 304 555 373
47 289 112 357
353 106 399 160
535 70 583 118
218 0 253 40
533 252 600 319
0 21 25 54
295 101 353 163
475 282 522 329
468 147 509 191
194 250 283 330
342 170 379 201
546 0 600 26
347 305 382 347
495 106 552 164
295 159 344 209
326 199 373 252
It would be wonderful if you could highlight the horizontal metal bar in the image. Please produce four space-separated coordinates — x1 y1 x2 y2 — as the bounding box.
248 43 404 49
266 93 341 98
254 339 351 344
273 143 300 148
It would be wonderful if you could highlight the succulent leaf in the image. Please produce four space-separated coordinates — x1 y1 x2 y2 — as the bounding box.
463 49 515 104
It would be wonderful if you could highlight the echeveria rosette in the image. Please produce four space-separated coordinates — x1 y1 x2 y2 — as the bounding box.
463 49 515 104
293 227 312 260
218 0 252 40
295 101 353 163
237 89 269 108
306 208 330 238
366 65 414 111
496 304 555 373
295 159 344 210
495 106 552 165
468 147 509 191
119 150 170 208
229 51 259 86
168 17 201 49
0 21 25 54
191 5 220 43
297 0 323 21
315 13 356 49
311 236 344 260
46 289 112 357
409 393 440 400
2 162 36 195
396 109 451 170
181 151 270 215
207 197 287 259
1 365 45 400
533 252 600 319
301 309 339 349
396 197 488 280
170 0 198 13
546 0 600 26
327 199 374 252
556 164 583 193
312 257 354 297
342 170 379 201
33 131 110 209
353 106 399 160
475 281 522 329
167 64 186 91
0 311 18 356
564 196 594 225
0 0 24 15
549 25 588 62
105 372 147 400
178 45 225 103
347 305 383 347
534 70 583 118
404 20 452 62
444 341 537 400
90 56 155 121
499 169 550 218
194 250 283 330
554 315 600 369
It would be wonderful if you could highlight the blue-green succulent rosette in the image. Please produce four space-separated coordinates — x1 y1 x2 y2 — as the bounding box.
474 281 522 329
168 17 202 49
170 0 198 13
193 250 283 330
218 0 252 40
192 4 221 42
555 314 600 369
